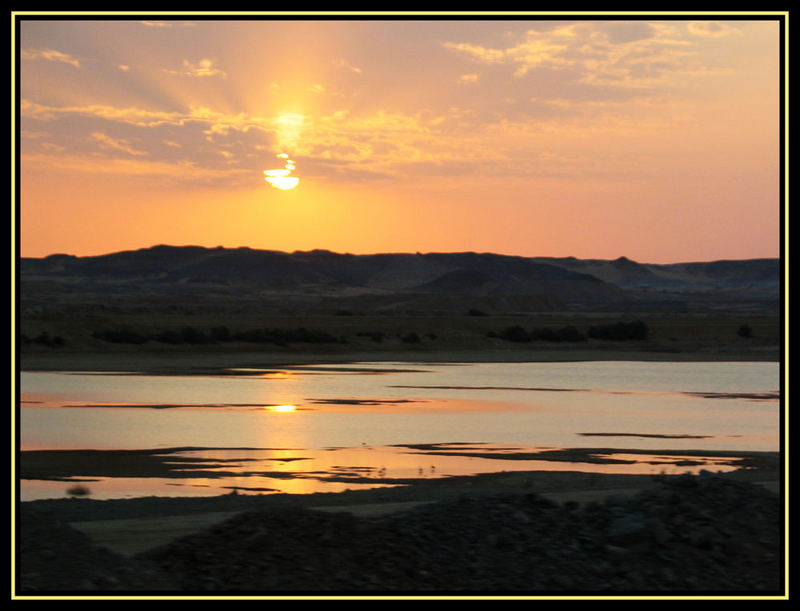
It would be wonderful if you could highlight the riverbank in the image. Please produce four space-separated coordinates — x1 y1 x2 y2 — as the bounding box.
18 342 782 375
18 307 782 373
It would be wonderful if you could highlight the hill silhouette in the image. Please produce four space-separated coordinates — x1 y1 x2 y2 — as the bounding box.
20 245 779 316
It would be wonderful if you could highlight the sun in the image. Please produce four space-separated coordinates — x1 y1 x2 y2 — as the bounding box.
264 153 299 190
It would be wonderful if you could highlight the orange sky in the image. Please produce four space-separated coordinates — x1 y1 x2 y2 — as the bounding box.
16 14 784 263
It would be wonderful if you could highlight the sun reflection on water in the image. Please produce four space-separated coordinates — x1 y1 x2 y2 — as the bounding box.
263 404 297 413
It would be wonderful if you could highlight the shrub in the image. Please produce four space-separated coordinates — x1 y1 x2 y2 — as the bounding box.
180 326 211 344
357 331 385 343
210 325 232 342
588 320 649 341
91 328 147 344
32 331 66 347
154 329 184 344
66 484 91 498
556 325 587 342
233 327 343 345
493 325 531 342
529 327 559 342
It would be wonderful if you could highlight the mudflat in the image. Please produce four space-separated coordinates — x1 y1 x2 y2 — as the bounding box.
22 459 782 557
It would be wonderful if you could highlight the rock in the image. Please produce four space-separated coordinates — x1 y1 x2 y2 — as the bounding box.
607 513 648 546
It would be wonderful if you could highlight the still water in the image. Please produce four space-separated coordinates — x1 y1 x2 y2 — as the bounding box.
19 361 780 500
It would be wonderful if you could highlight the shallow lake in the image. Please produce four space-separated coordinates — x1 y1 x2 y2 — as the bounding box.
18 361 781 500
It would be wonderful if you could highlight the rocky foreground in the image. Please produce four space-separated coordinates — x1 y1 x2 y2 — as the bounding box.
16 472 784 596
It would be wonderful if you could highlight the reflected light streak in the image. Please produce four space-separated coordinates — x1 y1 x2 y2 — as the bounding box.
264 404 297 413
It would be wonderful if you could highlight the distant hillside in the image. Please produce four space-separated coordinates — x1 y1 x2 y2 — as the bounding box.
20 245 780 315
534 255 779 289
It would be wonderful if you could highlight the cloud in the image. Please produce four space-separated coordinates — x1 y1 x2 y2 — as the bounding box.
165 58 227 78
687 22 743 38
458 73 480 84
444 22 716 89
443 42 507 64
21 48 81 68
90 132 149 156
334 58 362 74
22 152 251 184
140 21 196 28
21 99 186 127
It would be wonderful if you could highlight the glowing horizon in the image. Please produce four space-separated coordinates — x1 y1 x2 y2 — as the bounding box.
17 16 784 263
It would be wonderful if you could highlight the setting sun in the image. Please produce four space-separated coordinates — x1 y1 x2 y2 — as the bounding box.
264 152 300 190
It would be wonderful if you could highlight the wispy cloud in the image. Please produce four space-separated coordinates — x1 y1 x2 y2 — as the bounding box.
334 58 362 74
444 22 724 89
21 99 186 127
140 21 196 29
90 132 149 156
687 21 743 38
21 152 250 183
21 48 82 68
164 58 227 78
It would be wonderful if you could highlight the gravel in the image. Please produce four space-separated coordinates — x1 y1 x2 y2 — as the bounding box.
16 472 784 596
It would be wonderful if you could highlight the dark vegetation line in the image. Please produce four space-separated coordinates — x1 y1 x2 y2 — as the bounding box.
488 320 649 343
22 318 761 349
89 326 346 347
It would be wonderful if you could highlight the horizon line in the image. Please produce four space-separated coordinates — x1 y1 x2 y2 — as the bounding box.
18 243 781 267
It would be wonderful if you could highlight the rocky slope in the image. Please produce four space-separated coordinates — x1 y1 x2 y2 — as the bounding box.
17 472 783 596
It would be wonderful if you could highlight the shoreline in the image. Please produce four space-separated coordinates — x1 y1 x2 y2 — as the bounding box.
20 459 781 520
18 344 782 374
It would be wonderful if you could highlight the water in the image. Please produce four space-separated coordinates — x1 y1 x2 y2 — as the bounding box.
18 361 780 500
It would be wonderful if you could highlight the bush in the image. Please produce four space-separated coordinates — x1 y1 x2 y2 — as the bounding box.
556 325 587 342
66 484 91 498
357 331 385 343
588 320 649 341
491 325 587 343
32 331 66 347
180 326 212 344
210 326 232 342
233 327 343 345
492 325 532 342
91 328 147 344
154 330 184 344
529 327 559 342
